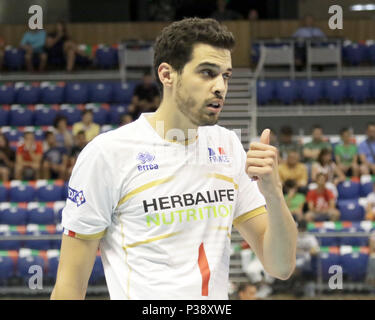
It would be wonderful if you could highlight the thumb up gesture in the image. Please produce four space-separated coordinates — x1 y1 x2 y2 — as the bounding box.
246 129 282 196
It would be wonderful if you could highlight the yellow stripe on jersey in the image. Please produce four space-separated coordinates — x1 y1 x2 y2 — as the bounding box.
233 206 267 227
206 173 238 190
123 231 181 249
116 175 176 208
73 229 107 240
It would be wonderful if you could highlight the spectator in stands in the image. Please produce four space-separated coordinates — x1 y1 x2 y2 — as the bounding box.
128 72 160 120
366 231 375 288
278 125 303 163
278 150 308 190
334 127 360 178
66 130 87 179
248 9 259 21
358 122 375 175
0 35 5 71
365 181 375 221
293 15 325 39
269 128 278 147
305 173 340 222
284 179 306 223
14 131 43 180
44 21 84 72
303 125 331 163
292 220 319 297
120 113 134 126
42 131 68 180
210 0 242 21
20 29 47 72
237 283 257 300
72 109 100 142
0 134 15 182
311 148 346 186
53 115 73 151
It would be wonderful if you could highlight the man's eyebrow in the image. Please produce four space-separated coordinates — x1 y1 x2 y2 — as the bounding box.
196 62 232 72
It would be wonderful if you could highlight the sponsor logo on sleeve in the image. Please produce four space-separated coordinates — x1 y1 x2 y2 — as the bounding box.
68 187 86 207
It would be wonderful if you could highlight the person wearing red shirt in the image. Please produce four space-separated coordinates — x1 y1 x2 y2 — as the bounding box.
15 132 43 180
305 172 340 222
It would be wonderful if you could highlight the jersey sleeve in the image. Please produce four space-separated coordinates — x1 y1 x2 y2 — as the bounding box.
231 132 267 228
61 139 115 239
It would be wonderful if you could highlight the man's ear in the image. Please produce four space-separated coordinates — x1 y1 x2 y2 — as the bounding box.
158 63 175 88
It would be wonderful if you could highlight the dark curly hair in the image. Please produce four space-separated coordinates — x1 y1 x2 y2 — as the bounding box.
153 17 235 92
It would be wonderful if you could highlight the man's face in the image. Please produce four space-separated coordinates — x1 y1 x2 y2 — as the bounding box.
312 128 323 141
76 134 86 146
317 174 327 187
280 134 292 144
82 112 93 124
173 43 232 126
287 151 299 165
341 130 351 143
24 133 35 145
47 134 56 146
367 125 375 140
305 16 314 27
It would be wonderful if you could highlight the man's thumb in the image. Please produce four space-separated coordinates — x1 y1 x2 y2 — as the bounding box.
260 129 270 145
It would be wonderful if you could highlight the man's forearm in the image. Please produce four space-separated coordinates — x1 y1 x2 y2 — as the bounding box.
262 190 297 280
51 282 87 300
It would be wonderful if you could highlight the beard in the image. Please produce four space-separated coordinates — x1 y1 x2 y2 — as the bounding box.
175 79 219 126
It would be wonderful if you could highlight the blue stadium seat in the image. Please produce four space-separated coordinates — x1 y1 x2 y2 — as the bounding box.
36 184 64 202
34 105 58 126
109 104 128 125
59 105 82 125
65 83 89 104
337 199 365 221
324 79 347 104
360 182 373 197
347 78 371 103
341 249 369 281
0 230 22 250
299 79 323 104
28 207 55 225
89 256 105 284
17 255 45 283
47 256 59 280
24 230 51 250
343 43 367 65
368 44 375 65
16 85 41 105
89 82 113 103
95 47 117 69
0 184 9 202
9 108 34 126
340 223 368 247
0 84 15 104
275 80 297 104
0 206 28 225
4 129 23 143
40 83 65 104
257 80 274 105
337 180 360 200
112 82 137 104
9 184 36 202
51 227 63 249
4 48 25 70
309 227 339 247
0 256 14 284
318 249 341 281
0 109 9 126
62 181 69 200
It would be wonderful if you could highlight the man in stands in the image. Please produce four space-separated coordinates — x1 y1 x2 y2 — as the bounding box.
334 127 359 178
14 131 43 180
42 131 69 180
293 15 325 39
72 109 100 142
278 126 303 163
66 130 87 180
303 125 331 163
358 122 375 175
283 179 306 224
20 29 47 72
305 173 340 222
279 150 308 191
127 72 160 119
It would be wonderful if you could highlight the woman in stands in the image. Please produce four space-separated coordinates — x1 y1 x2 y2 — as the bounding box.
53 115 73 153
0 134 15 182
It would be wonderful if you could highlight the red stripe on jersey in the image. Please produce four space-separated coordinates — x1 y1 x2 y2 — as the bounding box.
198 242 211 296
68 230 76 238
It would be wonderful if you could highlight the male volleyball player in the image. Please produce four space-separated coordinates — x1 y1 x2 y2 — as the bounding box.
51 18 297 300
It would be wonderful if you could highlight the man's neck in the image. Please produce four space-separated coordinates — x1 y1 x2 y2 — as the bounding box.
146 98 198 144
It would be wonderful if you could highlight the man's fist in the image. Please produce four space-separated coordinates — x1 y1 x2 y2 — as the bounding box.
246 129 282 196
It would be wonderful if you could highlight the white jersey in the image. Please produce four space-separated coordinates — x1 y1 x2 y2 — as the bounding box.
62 113 266 300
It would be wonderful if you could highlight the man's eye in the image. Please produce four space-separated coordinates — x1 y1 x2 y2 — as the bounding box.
201 70 216 77
223 74 232 80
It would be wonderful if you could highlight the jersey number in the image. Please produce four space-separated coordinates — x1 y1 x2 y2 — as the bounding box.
198 242 211 296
